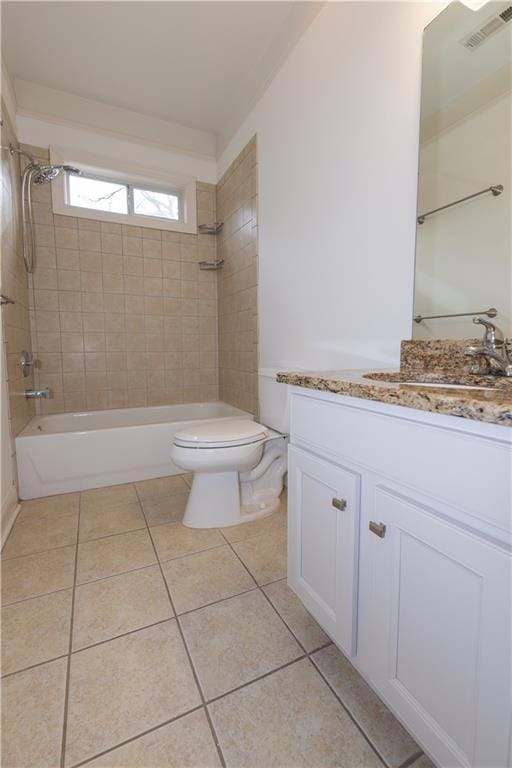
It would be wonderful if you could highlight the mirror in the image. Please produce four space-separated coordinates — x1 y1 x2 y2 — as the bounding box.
413 0 511 340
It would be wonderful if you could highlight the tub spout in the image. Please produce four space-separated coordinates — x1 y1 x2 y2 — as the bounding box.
25 388 51 399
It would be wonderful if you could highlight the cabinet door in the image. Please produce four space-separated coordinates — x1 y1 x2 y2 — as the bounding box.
288 446 360 656
360 485 511 768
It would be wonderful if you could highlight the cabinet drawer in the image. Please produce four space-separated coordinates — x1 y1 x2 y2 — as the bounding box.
288 446 360 656
290 391 511 536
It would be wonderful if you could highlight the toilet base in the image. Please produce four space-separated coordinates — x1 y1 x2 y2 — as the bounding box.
182 471 281 529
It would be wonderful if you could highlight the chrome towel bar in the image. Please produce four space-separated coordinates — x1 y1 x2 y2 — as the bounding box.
417 184 503 224
414 307 497 324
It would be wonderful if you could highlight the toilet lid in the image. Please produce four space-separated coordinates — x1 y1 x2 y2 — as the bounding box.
174 419 267 448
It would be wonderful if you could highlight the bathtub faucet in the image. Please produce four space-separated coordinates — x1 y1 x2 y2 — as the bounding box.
25 388 51 399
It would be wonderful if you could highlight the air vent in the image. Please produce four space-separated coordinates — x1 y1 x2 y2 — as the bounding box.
459 5 512 50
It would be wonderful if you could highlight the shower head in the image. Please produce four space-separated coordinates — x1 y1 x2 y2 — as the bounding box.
32 164 82 184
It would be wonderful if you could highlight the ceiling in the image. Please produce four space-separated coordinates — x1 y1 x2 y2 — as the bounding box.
2 1 321 146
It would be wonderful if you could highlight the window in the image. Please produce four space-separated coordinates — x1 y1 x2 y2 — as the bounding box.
50 146 197 235
67 174 181 222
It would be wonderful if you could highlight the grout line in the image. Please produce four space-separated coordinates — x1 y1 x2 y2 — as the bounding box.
2 538 80 562
134 485 227 768
68 705 205 768
1 583 74 609
70 616 174 656
77 523 147 545
59 489 82 767
174 584 259 618
205 654 308 706
1 653 69 680
156 540 227 565
310 655 390 768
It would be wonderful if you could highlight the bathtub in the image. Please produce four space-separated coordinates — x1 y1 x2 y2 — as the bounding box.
15 402 253 500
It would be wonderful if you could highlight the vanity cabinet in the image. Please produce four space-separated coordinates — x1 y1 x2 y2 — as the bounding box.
287 387 512 768
287 446 359 657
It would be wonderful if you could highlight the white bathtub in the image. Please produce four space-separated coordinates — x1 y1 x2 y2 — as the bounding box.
15 402 253 500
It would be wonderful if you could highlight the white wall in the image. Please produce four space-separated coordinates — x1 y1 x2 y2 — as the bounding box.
218 1 445 372
414 91 512 339
14 81 218 184
17 114 218 184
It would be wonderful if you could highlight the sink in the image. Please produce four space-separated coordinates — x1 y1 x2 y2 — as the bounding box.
362 372 500 392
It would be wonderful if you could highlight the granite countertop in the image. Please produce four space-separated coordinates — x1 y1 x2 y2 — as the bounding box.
276 369 512 426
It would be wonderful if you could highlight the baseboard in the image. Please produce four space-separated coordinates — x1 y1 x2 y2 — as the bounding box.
1 485 20 549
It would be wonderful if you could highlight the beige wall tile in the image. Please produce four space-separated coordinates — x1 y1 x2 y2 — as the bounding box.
8 144 227 420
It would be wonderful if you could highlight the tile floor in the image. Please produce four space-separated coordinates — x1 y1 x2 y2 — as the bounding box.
1 475 435 768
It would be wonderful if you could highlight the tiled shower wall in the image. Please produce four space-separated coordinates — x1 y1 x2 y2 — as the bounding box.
217 137 259 416
25 146 219 413
1 110 36 440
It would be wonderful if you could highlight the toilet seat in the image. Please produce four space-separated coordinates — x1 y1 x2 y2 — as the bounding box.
174 419 267 449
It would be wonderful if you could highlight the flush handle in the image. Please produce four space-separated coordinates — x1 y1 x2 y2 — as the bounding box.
332 497 347 511
369 521 386 538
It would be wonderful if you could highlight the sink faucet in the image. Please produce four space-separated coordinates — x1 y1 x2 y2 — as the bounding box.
464 318 512 377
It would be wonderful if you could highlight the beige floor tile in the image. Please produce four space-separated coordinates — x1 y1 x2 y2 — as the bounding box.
263 580 329 652
162 545 256 614
232 528 287 585
65 621 201 766
180 589 302 699
19 492 80 516
222 507 287 544
3 506 79 559
135 474 189 501
142 492 189 526
1 657 68 768
85 710 221 767
77 529 156 584
209 658 383 768
2 589 72 675
81 483 137 513
1 545 76 605
150 522 224 562
312 644 419 767
73 565 173 649
79 501 145 541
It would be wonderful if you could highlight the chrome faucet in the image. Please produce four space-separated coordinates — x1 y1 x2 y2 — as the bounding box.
25 388 51 399
464 318 512 377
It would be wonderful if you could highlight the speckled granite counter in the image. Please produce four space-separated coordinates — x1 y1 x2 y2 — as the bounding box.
276 369 512 426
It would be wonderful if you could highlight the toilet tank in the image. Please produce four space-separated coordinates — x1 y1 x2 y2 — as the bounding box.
258 368 292 434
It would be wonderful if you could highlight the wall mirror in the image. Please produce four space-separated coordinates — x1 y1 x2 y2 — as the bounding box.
413 0 511 339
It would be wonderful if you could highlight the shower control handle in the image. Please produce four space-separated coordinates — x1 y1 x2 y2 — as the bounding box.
20 350 34 378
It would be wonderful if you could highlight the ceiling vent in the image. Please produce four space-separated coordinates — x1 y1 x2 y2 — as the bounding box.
459 5 512 50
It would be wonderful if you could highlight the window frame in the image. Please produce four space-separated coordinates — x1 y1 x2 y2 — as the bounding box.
66 172 182 223
50 146 197 234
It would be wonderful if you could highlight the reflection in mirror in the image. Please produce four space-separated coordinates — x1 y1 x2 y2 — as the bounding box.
413 0 511 340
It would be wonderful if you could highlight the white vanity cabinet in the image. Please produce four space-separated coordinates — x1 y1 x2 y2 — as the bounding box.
287 446 360 657
287 386 512 768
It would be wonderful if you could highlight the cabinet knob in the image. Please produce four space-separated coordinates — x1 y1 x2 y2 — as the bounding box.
332 497 347 511
369 521 386 538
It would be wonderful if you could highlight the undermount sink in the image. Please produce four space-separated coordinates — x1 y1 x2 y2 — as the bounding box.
363 372 500 392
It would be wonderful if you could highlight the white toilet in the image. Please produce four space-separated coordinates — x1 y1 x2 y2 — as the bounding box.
171 419 287 528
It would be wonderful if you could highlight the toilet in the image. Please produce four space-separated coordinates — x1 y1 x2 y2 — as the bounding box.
171 419 287 528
